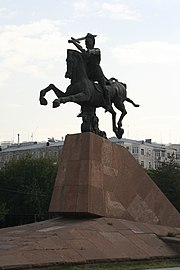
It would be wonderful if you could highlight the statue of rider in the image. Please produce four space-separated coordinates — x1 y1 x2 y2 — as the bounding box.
68 33 113 114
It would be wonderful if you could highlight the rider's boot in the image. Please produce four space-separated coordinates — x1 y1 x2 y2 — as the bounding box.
103 87 114 114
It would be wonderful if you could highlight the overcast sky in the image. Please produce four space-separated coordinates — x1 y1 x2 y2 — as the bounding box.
0 0 180 144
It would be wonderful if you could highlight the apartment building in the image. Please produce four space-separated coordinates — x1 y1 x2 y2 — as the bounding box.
0 136 179 170
168 144 180 166
109 137 178 169
0 140 63 169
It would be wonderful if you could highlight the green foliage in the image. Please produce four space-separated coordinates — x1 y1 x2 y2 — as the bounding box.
0 156 57 226
0 202 9 222
147 160 180 212
167 231 177 237
30 259 180 270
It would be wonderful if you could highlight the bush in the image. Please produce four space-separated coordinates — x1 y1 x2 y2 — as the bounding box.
147 160 180 212
0 156 57 227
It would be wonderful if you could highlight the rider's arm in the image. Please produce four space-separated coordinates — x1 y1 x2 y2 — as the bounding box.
68 39 86 53
88 48 100 55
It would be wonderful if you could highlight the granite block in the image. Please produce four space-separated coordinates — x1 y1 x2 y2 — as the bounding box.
49 132 180 227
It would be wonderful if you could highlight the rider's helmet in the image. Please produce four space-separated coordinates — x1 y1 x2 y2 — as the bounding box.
85 33 96 47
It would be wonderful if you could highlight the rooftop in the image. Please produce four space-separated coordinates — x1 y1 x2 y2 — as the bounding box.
0 140 64 153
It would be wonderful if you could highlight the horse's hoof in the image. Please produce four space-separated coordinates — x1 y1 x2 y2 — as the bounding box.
52 99 60 108
40 97 48 105
115 127 124 139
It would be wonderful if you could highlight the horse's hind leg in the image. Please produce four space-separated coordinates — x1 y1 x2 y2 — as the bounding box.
114 100 127 126
113 100 127 139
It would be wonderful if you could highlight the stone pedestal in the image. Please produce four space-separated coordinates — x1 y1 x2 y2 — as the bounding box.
49 132 180 227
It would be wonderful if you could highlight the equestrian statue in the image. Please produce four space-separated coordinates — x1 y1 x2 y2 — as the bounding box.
39 33 139 139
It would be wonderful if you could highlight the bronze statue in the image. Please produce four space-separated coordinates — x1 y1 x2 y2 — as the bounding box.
68 33 113 114
39 34 139 139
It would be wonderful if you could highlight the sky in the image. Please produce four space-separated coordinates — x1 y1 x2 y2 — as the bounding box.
0 0 180 144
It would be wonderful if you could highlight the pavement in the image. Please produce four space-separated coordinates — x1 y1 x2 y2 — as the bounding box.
0 217 180 270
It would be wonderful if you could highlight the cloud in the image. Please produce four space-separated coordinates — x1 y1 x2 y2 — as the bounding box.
0 20 67 82
112 41 180 65
0 72 9 83
0 7 17 19
101 2 139 20
73 0 139 21
73 0 88 13
7 103 24 109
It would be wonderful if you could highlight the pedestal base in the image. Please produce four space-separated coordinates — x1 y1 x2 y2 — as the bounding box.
49 132 180 227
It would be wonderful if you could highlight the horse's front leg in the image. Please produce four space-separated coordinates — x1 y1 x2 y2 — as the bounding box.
39 84 52 105
39 84 65 106
54 91 88 107
61 92 88 103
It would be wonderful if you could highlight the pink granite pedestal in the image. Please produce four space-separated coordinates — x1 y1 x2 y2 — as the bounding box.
49 132 180 227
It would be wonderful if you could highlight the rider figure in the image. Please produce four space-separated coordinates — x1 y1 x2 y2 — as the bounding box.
68 33 113 113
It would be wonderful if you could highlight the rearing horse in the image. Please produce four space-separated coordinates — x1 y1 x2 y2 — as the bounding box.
39 49 139 139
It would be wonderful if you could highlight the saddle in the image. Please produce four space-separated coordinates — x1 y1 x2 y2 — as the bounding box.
92 77 126 93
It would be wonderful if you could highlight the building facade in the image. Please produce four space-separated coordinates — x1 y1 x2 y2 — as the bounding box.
0 137 179 170
168 144 180 166
109 137 178 169
0 140 63 169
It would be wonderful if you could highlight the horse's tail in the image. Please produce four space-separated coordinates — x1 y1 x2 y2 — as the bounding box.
115 81 139 107
125 97 140 107
115 82 139 107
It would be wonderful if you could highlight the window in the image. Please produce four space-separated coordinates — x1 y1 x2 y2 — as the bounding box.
155 162 158 169
132 147 139 154
36 151 40 158
155 151 160 157
155 151 160 159
141 149 144 155
54 151 58 157
140 161 144 167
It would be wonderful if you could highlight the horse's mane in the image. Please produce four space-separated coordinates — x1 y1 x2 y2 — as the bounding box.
67 49 85 66
67 49 83 59
67 49 87 79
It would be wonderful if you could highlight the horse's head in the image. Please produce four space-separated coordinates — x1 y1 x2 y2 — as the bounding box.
65 49 86 81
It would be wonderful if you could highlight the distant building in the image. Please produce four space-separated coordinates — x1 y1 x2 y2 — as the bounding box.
0 136 179 170
0 140 63 169
0 141 14 150
168 144 180 166
109 137 178 169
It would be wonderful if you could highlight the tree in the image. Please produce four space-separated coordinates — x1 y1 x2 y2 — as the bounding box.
0 156 57 227
147 160 180 212
0 202 8 222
